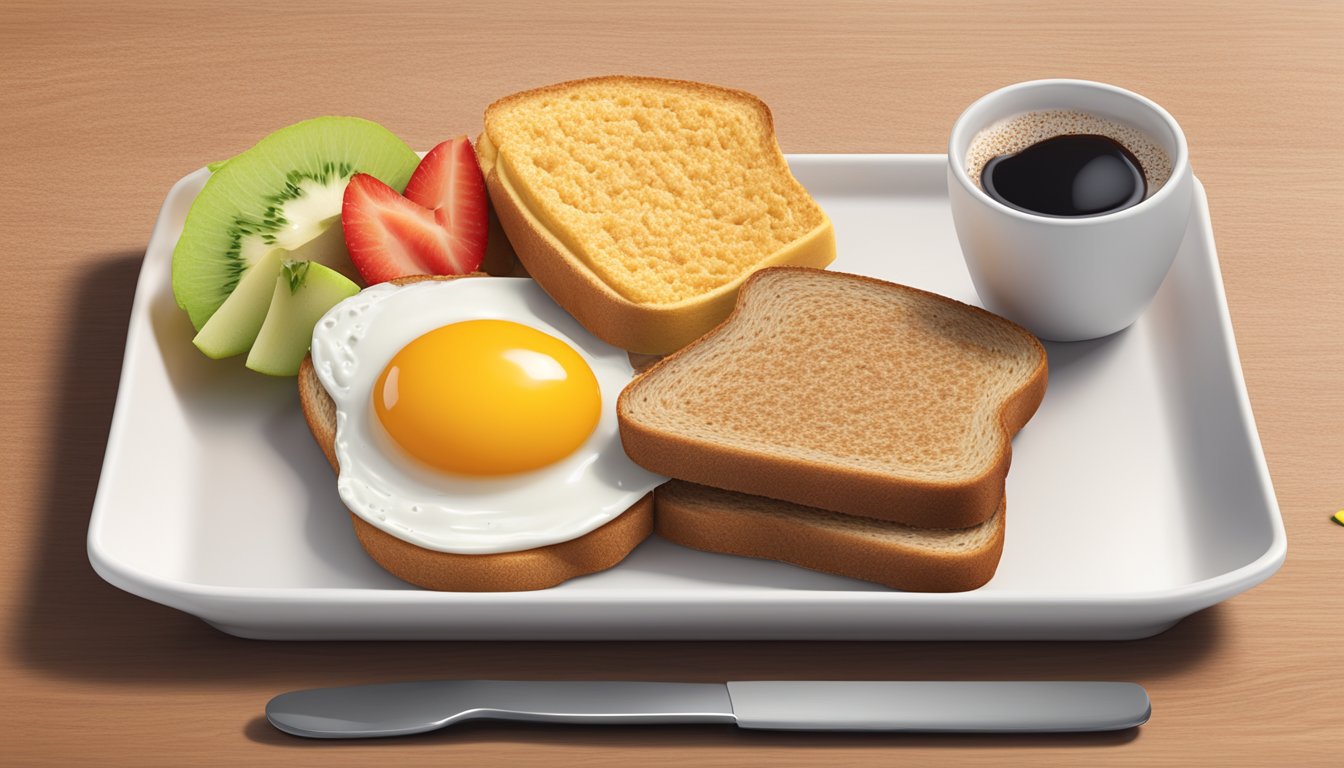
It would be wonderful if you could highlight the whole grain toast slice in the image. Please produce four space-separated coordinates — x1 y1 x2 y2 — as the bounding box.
618 267 1047 529
656 481 1006 592
297 274 652 592
480 76 835 354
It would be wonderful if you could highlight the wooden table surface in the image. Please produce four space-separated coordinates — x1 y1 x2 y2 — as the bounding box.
2 1 1340 765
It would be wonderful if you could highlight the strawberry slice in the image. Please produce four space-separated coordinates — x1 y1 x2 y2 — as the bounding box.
403 136 488 270
342 174 459 284
341 137 489 285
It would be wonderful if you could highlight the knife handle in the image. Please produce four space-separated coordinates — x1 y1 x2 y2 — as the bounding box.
726 681 1150 732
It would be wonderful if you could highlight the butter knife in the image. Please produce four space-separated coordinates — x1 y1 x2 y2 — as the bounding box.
266 680 1149 738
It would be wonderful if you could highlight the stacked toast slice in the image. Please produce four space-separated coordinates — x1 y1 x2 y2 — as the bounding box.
618 267 1048 592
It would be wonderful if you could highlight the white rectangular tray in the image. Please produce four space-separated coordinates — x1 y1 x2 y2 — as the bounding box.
87 154 1285 640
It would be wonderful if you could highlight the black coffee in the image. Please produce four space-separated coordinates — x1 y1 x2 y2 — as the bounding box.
981 134 1146 217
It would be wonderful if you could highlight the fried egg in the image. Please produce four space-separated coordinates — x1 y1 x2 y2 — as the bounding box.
309 277 665 554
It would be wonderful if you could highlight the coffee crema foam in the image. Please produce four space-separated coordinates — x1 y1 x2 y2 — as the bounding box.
966 110 1172 199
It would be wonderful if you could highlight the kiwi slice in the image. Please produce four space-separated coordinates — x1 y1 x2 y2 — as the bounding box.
172 117 418 331
245 261 359 377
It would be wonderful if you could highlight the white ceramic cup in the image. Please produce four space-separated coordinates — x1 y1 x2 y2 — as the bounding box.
947 79 1193 341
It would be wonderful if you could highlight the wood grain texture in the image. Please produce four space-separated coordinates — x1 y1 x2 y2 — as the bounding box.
1 0 1341 765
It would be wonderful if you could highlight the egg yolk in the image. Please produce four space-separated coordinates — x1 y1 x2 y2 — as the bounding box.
373 319 601 476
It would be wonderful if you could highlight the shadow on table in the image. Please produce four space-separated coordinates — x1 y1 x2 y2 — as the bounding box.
242 716 1139 749
18 253 1209 750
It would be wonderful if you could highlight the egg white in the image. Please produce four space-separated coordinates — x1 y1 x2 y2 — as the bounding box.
309 277 665 554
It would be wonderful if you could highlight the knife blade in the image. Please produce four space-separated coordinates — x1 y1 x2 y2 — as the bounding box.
266 680 1150 738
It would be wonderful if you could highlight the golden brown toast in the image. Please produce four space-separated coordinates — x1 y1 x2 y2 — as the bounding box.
480 76 835 354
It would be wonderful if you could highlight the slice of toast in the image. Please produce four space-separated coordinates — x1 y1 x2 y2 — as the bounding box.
656 481 1005 592
619 267 1047 529
297 274 652 592
480 76 835 354
473 132 528 279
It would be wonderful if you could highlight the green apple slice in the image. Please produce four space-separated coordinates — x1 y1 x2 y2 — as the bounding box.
245 261 360 377
191 246 286 359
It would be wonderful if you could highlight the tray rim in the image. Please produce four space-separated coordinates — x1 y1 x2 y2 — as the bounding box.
86 154 1287 634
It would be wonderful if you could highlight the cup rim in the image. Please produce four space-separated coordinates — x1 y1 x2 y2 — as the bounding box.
948 79 1190 226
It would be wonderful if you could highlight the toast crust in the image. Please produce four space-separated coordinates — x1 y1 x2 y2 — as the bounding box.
618 267 1048 529
348 496 652 592
473 131 528 279
655 482 1006 592
484 75 780 139
297 273 653 592
481 76 836 354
